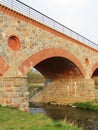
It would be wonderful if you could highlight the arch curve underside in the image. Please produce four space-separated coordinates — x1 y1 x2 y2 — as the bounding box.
91 62 98 78
34 56 84 80
91 63 98 88
19 48 85 79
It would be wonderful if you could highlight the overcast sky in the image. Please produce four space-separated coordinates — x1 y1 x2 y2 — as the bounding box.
19 0 98 44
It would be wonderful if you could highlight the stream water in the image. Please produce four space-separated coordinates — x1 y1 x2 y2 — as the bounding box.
30 103 98 130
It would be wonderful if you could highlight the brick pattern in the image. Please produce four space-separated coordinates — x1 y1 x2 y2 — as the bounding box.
0 5 97 109
0 77 29 112
43 79 95 104
0 6 98 78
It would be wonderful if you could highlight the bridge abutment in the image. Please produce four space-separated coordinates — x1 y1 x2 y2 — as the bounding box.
43 79 96 105
0 77 29 112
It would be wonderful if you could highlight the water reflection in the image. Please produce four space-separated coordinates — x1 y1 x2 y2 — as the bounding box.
30 103 98 130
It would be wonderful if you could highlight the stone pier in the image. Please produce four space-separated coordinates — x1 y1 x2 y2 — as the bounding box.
0 77 29 112
43 79 95 105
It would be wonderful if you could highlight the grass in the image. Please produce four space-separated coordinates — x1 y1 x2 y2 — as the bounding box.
0 105 81 130
28 83 44 88
73 102 98 110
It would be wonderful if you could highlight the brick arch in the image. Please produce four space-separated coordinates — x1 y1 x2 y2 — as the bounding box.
19 48 86 77
91 62 98 77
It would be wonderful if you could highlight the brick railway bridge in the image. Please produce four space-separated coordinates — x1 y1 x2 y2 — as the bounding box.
0 0 98 111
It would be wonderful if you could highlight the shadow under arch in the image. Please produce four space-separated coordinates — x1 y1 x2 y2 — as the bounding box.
91 62 98 78
19 48 86 78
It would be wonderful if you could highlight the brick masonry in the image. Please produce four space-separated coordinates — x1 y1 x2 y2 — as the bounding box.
0 5 98 78
0 5 98 110
43 79 95 104
0 77 29 112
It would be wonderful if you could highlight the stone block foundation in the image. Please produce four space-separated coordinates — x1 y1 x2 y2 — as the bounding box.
43 79 96 105
0 77 29 112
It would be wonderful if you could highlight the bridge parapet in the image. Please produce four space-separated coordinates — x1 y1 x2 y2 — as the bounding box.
0 0 98 50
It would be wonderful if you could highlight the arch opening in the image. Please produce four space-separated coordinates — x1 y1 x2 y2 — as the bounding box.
27 68 45 85
27 68 45 104
19 48 85 78
92 68 98 89
92 68 98 77
34 56 84 80
27 56 84 104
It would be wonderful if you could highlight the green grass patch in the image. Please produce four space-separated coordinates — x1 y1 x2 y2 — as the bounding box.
0 105 81 130
73 102 98 110
95 85 98 89
28 83 44 88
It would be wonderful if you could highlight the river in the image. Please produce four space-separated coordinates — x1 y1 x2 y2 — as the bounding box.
30 103 98 130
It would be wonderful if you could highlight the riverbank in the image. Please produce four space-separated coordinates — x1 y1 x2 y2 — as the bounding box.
0 105 81 130
0 107 80 130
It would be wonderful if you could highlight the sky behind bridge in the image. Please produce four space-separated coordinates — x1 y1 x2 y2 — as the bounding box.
20 0 98 44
